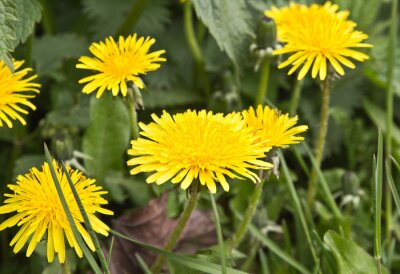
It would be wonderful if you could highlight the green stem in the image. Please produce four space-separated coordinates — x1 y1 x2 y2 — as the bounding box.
150 182 200 273
279 150 318 263
183 0 210 99
210 194 227 274
127 87 139 140
233 177 267 248
289 79 303 116
39 0 55 34
255 58 271 106
385 0 398 244
116 0 149 36
306 77 331 206
61 258 71 274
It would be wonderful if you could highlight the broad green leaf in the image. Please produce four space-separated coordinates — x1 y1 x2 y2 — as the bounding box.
83 94 130 180
14 0 42 45
192 0 254 67
324 230 388 274
363 99 400 145
13 154 44 178
0 0 18 69
32 33 87 80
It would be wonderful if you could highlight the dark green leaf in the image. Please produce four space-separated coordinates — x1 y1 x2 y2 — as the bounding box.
192 0 254 67
0 0 18 69
14 0 42 45
324 230 388 274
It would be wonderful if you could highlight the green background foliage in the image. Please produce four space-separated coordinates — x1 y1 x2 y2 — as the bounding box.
0 0 399 273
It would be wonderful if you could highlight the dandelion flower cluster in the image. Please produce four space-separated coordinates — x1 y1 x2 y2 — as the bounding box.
242 105 308 148
127 110 272 193
0 161 113 263
265 1 372 80
0 60 40 128
76 34 166 98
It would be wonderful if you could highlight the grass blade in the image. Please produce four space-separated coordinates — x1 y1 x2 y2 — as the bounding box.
109 229 247 274
374 130 383 260
210 193 227 274
278 150 318 263
60 162 110 274
249 224 312 274
43 144 103 274
386 161 400 217
302 143 342 220
135 253 152 274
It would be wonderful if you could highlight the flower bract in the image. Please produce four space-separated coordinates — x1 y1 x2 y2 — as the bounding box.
76 34 166 98
127 110 272 193
0 161 113 263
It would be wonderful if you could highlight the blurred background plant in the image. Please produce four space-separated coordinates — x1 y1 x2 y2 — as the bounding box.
0 0 398 273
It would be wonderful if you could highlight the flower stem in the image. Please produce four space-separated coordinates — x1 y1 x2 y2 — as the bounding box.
255 58 271 106
127 87 139 140
116 0 149 36
150 181 200 273
183 0 210 99
289 79 303 116
306 77 330 207
233 176 267 248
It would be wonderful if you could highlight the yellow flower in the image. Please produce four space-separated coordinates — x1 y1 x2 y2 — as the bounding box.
265 2 372 80
127 110 272 193
0 161 113 263
0 60 40 128
76 34 166 98
242 105 308 148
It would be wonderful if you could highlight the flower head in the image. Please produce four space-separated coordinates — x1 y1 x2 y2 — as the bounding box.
76 34 166 98
242 105 308 148
0 161 113 263
127 110 272 193
265 2 372 80
0 60 40 128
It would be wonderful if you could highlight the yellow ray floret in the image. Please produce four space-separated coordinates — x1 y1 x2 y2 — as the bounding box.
265 1 372 80
242 105 308 148
0 161 113 263
76 34 166 98
0 60 41 128
127 109 272 193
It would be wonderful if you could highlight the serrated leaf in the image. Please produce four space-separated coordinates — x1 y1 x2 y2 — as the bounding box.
324 230 389 274
14 0 42 45
83 94 130 180
0 0 17 69
32 33 87 80
142 88 203 109
192 0 254 67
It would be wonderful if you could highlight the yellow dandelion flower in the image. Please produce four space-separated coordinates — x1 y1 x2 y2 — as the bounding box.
127 110 272 193
76 34 166 98
265 1 372 80
242 105 308 148
0 60 40 128
0 161 113 263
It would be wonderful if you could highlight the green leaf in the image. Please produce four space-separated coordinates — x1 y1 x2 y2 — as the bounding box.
0 0 18 69
13 154 44 178
192 0 254 67
142 87 203 109
14 0 42 45
83 94 130 180
363 99 400 145
32 33 87 80
323 230 389 274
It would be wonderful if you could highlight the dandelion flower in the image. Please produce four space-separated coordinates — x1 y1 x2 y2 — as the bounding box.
76 34 166 98
265 2 372 80
0 60 40 128
0 161 113 263
242 105 308 148
127 110 272 193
